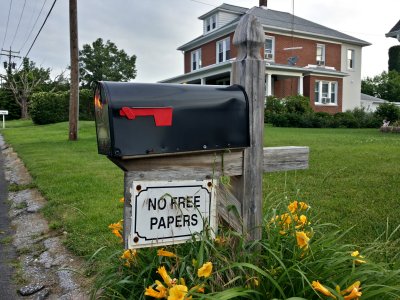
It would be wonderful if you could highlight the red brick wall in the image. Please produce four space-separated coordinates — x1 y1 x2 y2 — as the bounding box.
267 33 341 69
304 75 343 114
184 31 342 73
184 32 237 73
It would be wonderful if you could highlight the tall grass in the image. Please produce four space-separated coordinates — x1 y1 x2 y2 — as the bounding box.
91 199 400 299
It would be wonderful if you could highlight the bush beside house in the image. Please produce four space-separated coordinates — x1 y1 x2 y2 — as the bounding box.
30 89 94 125
266 95 385 128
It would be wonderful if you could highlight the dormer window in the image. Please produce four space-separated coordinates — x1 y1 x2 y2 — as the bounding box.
206 15 217 32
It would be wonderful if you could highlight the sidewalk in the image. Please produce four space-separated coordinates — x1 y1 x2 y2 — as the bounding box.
0 134 88 299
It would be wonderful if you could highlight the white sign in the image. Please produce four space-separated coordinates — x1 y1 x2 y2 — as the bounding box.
128 180 217 249
0 110 8 129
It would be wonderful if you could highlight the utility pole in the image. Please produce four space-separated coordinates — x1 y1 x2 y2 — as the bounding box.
0 48 21 76
69 0 79 141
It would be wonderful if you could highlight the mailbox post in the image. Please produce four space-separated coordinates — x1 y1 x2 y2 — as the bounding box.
94 81 251 248
94 10 309 249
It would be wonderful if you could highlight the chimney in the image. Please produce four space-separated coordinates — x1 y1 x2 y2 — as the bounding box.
259 0 268 8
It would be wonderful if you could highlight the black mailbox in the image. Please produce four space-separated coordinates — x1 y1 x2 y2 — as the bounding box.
94 81 249 158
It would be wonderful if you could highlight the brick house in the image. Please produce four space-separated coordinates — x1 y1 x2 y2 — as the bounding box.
161 3 371 113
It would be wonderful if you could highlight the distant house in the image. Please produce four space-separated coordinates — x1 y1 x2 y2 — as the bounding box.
161 2 370 114
385 20 400 42
360 93 390 112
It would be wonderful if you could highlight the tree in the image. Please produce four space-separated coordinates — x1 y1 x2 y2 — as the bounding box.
79 38 137 88
389 45 400 73
0 58 51 119
361 71 400 102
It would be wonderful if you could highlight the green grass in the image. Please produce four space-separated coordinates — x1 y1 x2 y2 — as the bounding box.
1 121 124 258
1 121 399 257
263 126 400 244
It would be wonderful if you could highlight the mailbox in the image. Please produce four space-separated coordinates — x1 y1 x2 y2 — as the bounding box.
94 81 249 158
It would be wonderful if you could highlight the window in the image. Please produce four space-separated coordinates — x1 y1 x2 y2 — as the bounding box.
316 44 325 66
264 36 275 60
347 49 355 69
216 37 230 63
206 15 217 32
314 81 337 104
191 49 202 71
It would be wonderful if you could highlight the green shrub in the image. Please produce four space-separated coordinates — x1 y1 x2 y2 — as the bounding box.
389 45 400 73
375 102 400 123
79 89 95 120
30 89 94 125
334 112 360 128
0 88 21 120
283 95 313 114
30 92 69 125
265 96 285 123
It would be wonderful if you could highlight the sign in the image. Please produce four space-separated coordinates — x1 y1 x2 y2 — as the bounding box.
128 180 217 249
0 110 8 129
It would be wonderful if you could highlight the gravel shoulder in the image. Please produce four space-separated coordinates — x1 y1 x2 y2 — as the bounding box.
0 134 89 299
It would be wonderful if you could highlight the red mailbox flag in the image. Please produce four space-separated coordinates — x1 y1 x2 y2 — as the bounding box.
119 107 173 127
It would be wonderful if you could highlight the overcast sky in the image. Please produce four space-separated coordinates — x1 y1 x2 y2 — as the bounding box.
0 0 399 82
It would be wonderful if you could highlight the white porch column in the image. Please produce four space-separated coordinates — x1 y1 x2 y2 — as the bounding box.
200 78 206 85
298 75 304 95
266 73 272 96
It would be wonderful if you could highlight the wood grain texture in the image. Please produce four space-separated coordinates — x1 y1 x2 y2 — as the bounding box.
120 150 243 181
231 12 266 240
123 173 133 249
118 146 309 182
264 146 309 172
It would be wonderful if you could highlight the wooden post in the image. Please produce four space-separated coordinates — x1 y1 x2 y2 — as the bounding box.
231 9 266 240
69 0 79 141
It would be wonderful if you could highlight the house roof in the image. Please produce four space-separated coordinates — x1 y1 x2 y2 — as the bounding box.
178 4 371 51
159 60 348 84
360 93 388 103
198 3 247 20
385 19 400 38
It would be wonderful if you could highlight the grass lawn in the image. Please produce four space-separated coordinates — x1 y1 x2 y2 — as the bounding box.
1 121 399 260
264 126 400 244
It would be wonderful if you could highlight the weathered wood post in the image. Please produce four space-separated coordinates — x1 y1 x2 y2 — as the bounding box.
231 9 266 240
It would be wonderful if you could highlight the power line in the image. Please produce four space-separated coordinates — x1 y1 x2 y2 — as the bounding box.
19 0 49 53
1 0 13 53
189 0 217 7
10 0 27 48
23 0 57 59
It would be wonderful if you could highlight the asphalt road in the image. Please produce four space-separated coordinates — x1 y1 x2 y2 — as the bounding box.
0 144 18 299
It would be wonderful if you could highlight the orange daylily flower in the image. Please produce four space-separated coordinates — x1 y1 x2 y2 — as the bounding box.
312 281 336 299
197 262 213 278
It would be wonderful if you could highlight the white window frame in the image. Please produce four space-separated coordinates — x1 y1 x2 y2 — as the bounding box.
264 36 275 61
216 37 230 63
205 14 217 33
314 80 337 105
191 49 202 71
316 44 325 66
347 49 355 70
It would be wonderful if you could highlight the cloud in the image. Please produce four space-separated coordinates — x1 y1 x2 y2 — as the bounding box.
0 0 399 81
